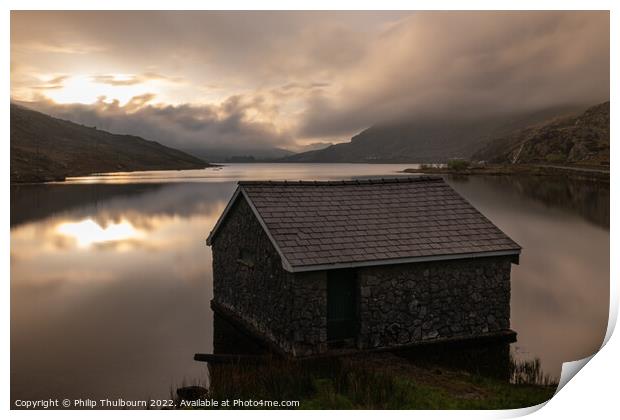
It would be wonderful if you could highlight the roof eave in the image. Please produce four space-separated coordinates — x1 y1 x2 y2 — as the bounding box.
286 249 522 273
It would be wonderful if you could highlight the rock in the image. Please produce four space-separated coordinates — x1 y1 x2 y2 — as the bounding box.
387 322 401 336
426 330 439 339
413 327 422 340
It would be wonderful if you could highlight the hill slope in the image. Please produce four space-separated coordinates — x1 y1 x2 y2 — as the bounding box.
185 146 294 162
472 102 609 166
11 104 211 182
283 106 585 163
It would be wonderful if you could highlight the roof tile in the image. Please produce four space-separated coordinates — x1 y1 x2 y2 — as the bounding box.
227 177 520 269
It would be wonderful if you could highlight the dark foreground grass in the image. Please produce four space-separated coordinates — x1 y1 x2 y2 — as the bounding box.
194 354 556 410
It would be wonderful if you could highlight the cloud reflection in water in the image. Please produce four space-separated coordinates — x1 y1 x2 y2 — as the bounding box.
11 182 234 402
55 218 143 249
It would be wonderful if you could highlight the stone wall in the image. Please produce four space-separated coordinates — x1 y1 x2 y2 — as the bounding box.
356 256 512 350
211 196 327 356
290 271 328 355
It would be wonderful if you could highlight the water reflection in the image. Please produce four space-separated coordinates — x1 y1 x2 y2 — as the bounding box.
56 218 143 248
61 163 419 184
446 175 609 380
10 183 164 228
11 182 235 404
10 165 609 406
456 175 609 229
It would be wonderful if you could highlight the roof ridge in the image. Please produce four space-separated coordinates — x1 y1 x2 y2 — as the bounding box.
238 176 443 186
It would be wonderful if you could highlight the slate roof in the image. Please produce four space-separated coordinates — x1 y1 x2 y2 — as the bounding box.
207 177 521 272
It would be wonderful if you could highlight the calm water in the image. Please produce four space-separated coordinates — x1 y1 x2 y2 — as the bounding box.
10 163 609 404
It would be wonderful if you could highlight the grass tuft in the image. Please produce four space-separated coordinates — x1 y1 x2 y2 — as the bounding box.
176 354 557 409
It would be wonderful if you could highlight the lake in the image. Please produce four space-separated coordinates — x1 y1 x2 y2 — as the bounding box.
10 163 609 405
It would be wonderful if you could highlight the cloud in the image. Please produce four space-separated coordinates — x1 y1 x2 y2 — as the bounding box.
31 75 70 90
19 93 293 156
11 11 610 149
14 41 105 55
92 75 144 86
296 11 610 138
92 72 183 86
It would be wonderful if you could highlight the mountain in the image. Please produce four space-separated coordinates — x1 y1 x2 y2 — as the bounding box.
184 146 294 163
282 106 585 163
472 102 609 166
11 104 211 183
295 142 334 153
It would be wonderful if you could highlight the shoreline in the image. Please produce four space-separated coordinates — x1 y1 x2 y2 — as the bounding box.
404 164 609 183
10 163 610 185
10 164 220 185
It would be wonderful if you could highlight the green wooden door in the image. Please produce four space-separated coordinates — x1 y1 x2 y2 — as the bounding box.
327 269 358 342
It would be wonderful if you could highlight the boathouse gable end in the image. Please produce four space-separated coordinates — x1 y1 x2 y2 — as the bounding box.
210 195 297 354
210 194 327 356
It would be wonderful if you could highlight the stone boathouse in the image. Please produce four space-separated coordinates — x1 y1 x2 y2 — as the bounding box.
206 177 521 357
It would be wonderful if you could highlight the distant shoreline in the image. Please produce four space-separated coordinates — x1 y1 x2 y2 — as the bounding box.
10 164 218 185
10 162 610 185
403 164 609 183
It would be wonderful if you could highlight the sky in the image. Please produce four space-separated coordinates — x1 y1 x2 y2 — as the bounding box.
10 11 610 155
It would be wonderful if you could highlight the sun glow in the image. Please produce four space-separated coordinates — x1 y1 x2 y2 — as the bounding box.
44 74 157 105
56 218 142 248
